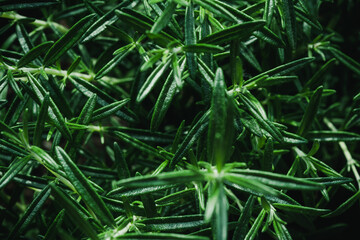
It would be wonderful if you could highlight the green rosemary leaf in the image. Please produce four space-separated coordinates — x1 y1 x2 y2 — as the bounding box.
307 130 360 142
17 41 53 68
55 146 116 227
327 47 360 75
0 156 30 190
27 73 72 140
323 190 360 218
182 44 224 53
49 183 100 240
229 169 324 190
277 0 296 49
273 203 330 216
136 56 172 102
116 232 209 240
185 1 197 79
297 86 323 136
7 184 52 240
81 8 120 43
170 111 209 168
43 14 96 66
151 1 177 34
0 0 59 11
199 21 265 45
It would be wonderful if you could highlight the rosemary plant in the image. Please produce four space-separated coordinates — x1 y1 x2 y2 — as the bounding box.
1 0 360 239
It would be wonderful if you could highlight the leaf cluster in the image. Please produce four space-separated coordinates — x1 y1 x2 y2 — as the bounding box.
1 0 360 239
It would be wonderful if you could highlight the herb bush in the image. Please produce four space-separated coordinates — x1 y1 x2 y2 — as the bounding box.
1 0 360 239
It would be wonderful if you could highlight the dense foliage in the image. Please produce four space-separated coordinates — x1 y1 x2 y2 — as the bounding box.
1 0 360 239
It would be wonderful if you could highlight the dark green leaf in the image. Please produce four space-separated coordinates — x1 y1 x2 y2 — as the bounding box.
43 210 65 240
0 156 30 190
297 86 323 136
81 0 103 15
239 42 262 72
224 173 279 197
114 142 130 179
273 219 292 240
199 21 265 45
15 23 34 53
150 69 177 130
307 130 360 142
208 68 234 170
107 127 173 144
16 41 53 68
280 130 308 146
115 9 176 46
55 146 115 227
0 0 59 11
182 44 224 53
306 177 353 186
303 58 336 90
172 53 182 89
185 1 197 79
7 70 23 99
95 43 135 80
247 76 298 89
295 5 322 30
115 9 152 31
230 41 244 85
233 196 255 240
244 209 266 240
151 1 177 34
139 215 206 232
229 169 324 190
0 139 27 157
81 9 119 43
136 57 171 102
238 93 283 142
69 76 135 122
193 0 237 22
91 99 129 122
49 183 100 240
0 119 18 137
113 170 204 188
43 14 96 65
40 75 73 118
327 47 360 75
27 73 72 140
108 184 179 198
247 57 315 83
278 0 296 49
213 183 228 240
67 55 82 75
8 185 51 240
113 131 165 159
261 138 273 171
323 190 360 218
210 0 284 46
106 25 134 44
170 111 209 168
155 188 194 205
77 94 97 125
263 0 275 26
274 203 330 216
116 233 209 240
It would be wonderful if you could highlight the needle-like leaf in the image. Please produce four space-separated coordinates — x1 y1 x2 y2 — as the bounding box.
43 14 96 66
297 86 323 136
8 185 52 240
55 146 116 227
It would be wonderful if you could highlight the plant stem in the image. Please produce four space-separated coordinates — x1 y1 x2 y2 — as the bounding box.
324 117 360 188
0 12 68 34
1 65 131 97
